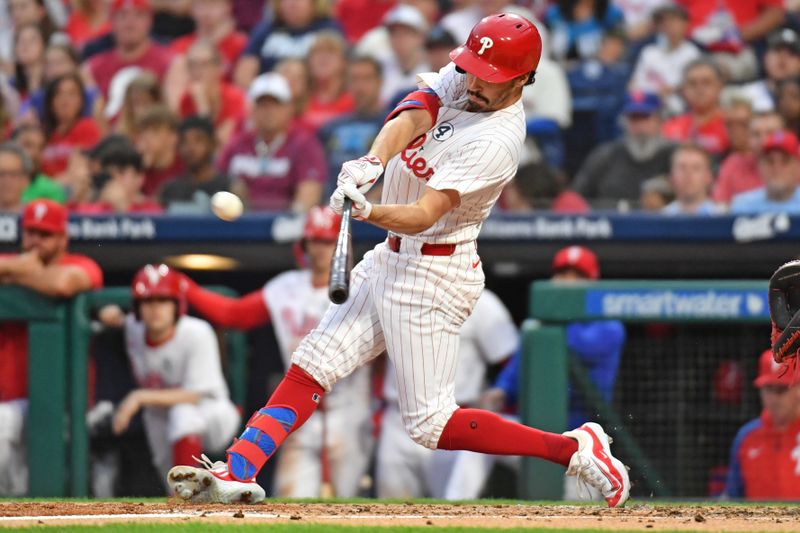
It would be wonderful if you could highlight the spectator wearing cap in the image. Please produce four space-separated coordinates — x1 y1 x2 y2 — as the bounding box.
425 26 457 73
159 116 229 212
176 40 246 148
11 126 66 204
724 350 800 500
572 92 674 206
0 198 103 495
303 32 355 131
662 58 729 156
730 29 800 114
83 0 174 101
714 111 784 205
318 56 386 199
662 143 720 215
639 175 674 211
220 73 326 213
730 129 800 214
76 144 162 213
233 0 340 90
629 4 700 115
545 0 626 62
169 0 246 81
40 73 102 179
372 5 431 105
134 106 185 196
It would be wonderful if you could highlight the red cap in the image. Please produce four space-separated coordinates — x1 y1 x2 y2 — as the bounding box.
302 206 341 242
131 264 187 316
761 129 800 159
449 13 542 83
754 349 794 387
552 245 599 280
112 0 151 14
22 199 68 234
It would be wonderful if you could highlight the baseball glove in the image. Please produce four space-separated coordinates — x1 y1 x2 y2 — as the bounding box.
769 260 800 363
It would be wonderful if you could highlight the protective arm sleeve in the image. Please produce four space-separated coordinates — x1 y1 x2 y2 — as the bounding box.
492 351 521 406
184 280 270 330
566 321 626 364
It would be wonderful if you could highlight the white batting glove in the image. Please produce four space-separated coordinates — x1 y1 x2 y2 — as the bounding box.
337 155 384 194
330 182 372 220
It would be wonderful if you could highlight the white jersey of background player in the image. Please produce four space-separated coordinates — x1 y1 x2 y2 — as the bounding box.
101 264 240 489
180 206 373 498
170 14 630 509
376 288 518 498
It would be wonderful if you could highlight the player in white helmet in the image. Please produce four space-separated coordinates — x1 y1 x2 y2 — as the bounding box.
169 12 630 507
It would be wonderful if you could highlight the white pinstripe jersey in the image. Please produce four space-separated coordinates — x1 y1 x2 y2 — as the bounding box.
381 63 526 244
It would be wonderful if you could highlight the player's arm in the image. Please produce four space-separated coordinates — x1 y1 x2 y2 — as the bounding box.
2 253 95 298
182 276 270 330
368 107 434 166
366 186 460 234
112 388 201 435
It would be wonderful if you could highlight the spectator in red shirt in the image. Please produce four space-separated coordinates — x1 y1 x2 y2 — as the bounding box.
76 143 162 213
12 24 46 100
40 73 102 178
169 0 246 81
177 41 246 147
0 198 103 495
65 0 112 51
134 105 184 196
84 0 173 100
303 31 354 131
221 72 326 212
725 350 800 500
662 58 729 156
713 111 784 204
677 0 784 46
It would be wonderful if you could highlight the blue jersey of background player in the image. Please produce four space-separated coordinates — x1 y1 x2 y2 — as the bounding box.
488 246 625 429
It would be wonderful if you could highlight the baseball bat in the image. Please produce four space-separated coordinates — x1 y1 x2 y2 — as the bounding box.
328 197 353 304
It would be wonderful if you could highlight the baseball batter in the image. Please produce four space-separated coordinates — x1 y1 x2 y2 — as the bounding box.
169 13 630 507
103 264 241 492
376 288 518 498
175 206 373 498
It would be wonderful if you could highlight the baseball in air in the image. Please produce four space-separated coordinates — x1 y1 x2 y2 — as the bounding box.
210 191 244 221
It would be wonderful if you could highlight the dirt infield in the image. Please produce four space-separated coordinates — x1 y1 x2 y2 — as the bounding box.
1 501 799 530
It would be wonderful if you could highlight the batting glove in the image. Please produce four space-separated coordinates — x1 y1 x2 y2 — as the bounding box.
330 183 372 220
337 155 384 194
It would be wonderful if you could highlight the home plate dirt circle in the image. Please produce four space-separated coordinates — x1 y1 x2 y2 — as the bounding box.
0 502 797 530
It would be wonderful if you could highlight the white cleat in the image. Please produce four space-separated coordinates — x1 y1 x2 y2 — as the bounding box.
563 422 630 508
167 454 266 504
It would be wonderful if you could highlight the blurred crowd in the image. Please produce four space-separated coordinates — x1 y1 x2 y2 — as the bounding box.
1 0 800 216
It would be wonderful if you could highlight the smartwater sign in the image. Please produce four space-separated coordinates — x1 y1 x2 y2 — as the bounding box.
585 289 770 320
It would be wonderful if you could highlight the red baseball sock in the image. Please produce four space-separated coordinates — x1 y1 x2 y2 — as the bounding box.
173 434 202 467
267 363 325 428
437 408 578 467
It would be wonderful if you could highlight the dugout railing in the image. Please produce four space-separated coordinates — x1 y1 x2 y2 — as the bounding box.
1 285 247 497
520 280 770 500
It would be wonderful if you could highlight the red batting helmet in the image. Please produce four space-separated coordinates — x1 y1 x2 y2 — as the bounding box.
552 246 600 280
293 206 341 267
449 13 542 83
131 263 187 317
